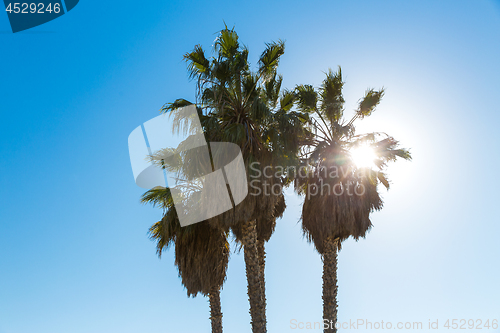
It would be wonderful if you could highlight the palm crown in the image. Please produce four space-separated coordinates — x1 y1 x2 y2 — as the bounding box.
295 67 411 252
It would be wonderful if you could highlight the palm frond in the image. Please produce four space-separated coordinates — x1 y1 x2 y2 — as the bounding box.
295 84 318 113
160 98 194 114
320 67 344 122
141 187 174 209
214 27 239 59
258 40 285 81
356 88 385 119
279 89 296 112
184 45 210 80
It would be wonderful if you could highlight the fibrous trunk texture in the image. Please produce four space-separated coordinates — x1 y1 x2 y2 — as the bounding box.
241 220 267 333
322 237 339 333
257 239 267 325
209 287 223 333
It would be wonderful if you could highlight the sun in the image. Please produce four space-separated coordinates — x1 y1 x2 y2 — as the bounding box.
350 145 376 168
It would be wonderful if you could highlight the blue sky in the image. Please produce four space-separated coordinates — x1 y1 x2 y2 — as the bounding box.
1 1 499 332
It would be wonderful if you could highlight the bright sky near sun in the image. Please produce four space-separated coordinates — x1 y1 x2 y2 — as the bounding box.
1 1 499 332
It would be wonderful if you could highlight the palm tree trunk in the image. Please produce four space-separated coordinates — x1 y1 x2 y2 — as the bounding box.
241 220 267 333
209 287 223 333
322 237 339 333
257 239 267 325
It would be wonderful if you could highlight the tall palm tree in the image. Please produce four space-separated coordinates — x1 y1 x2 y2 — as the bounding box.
294 67 411 332
160 27 308 333
142 187 229 333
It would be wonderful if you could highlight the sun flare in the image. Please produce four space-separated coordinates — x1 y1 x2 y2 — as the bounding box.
350 145 376 168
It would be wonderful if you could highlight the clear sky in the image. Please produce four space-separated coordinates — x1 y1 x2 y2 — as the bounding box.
1 1 499 332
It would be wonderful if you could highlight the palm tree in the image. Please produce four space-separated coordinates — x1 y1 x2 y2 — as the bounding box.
142 187 229 333
294 67 411 332
160 27 308 333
